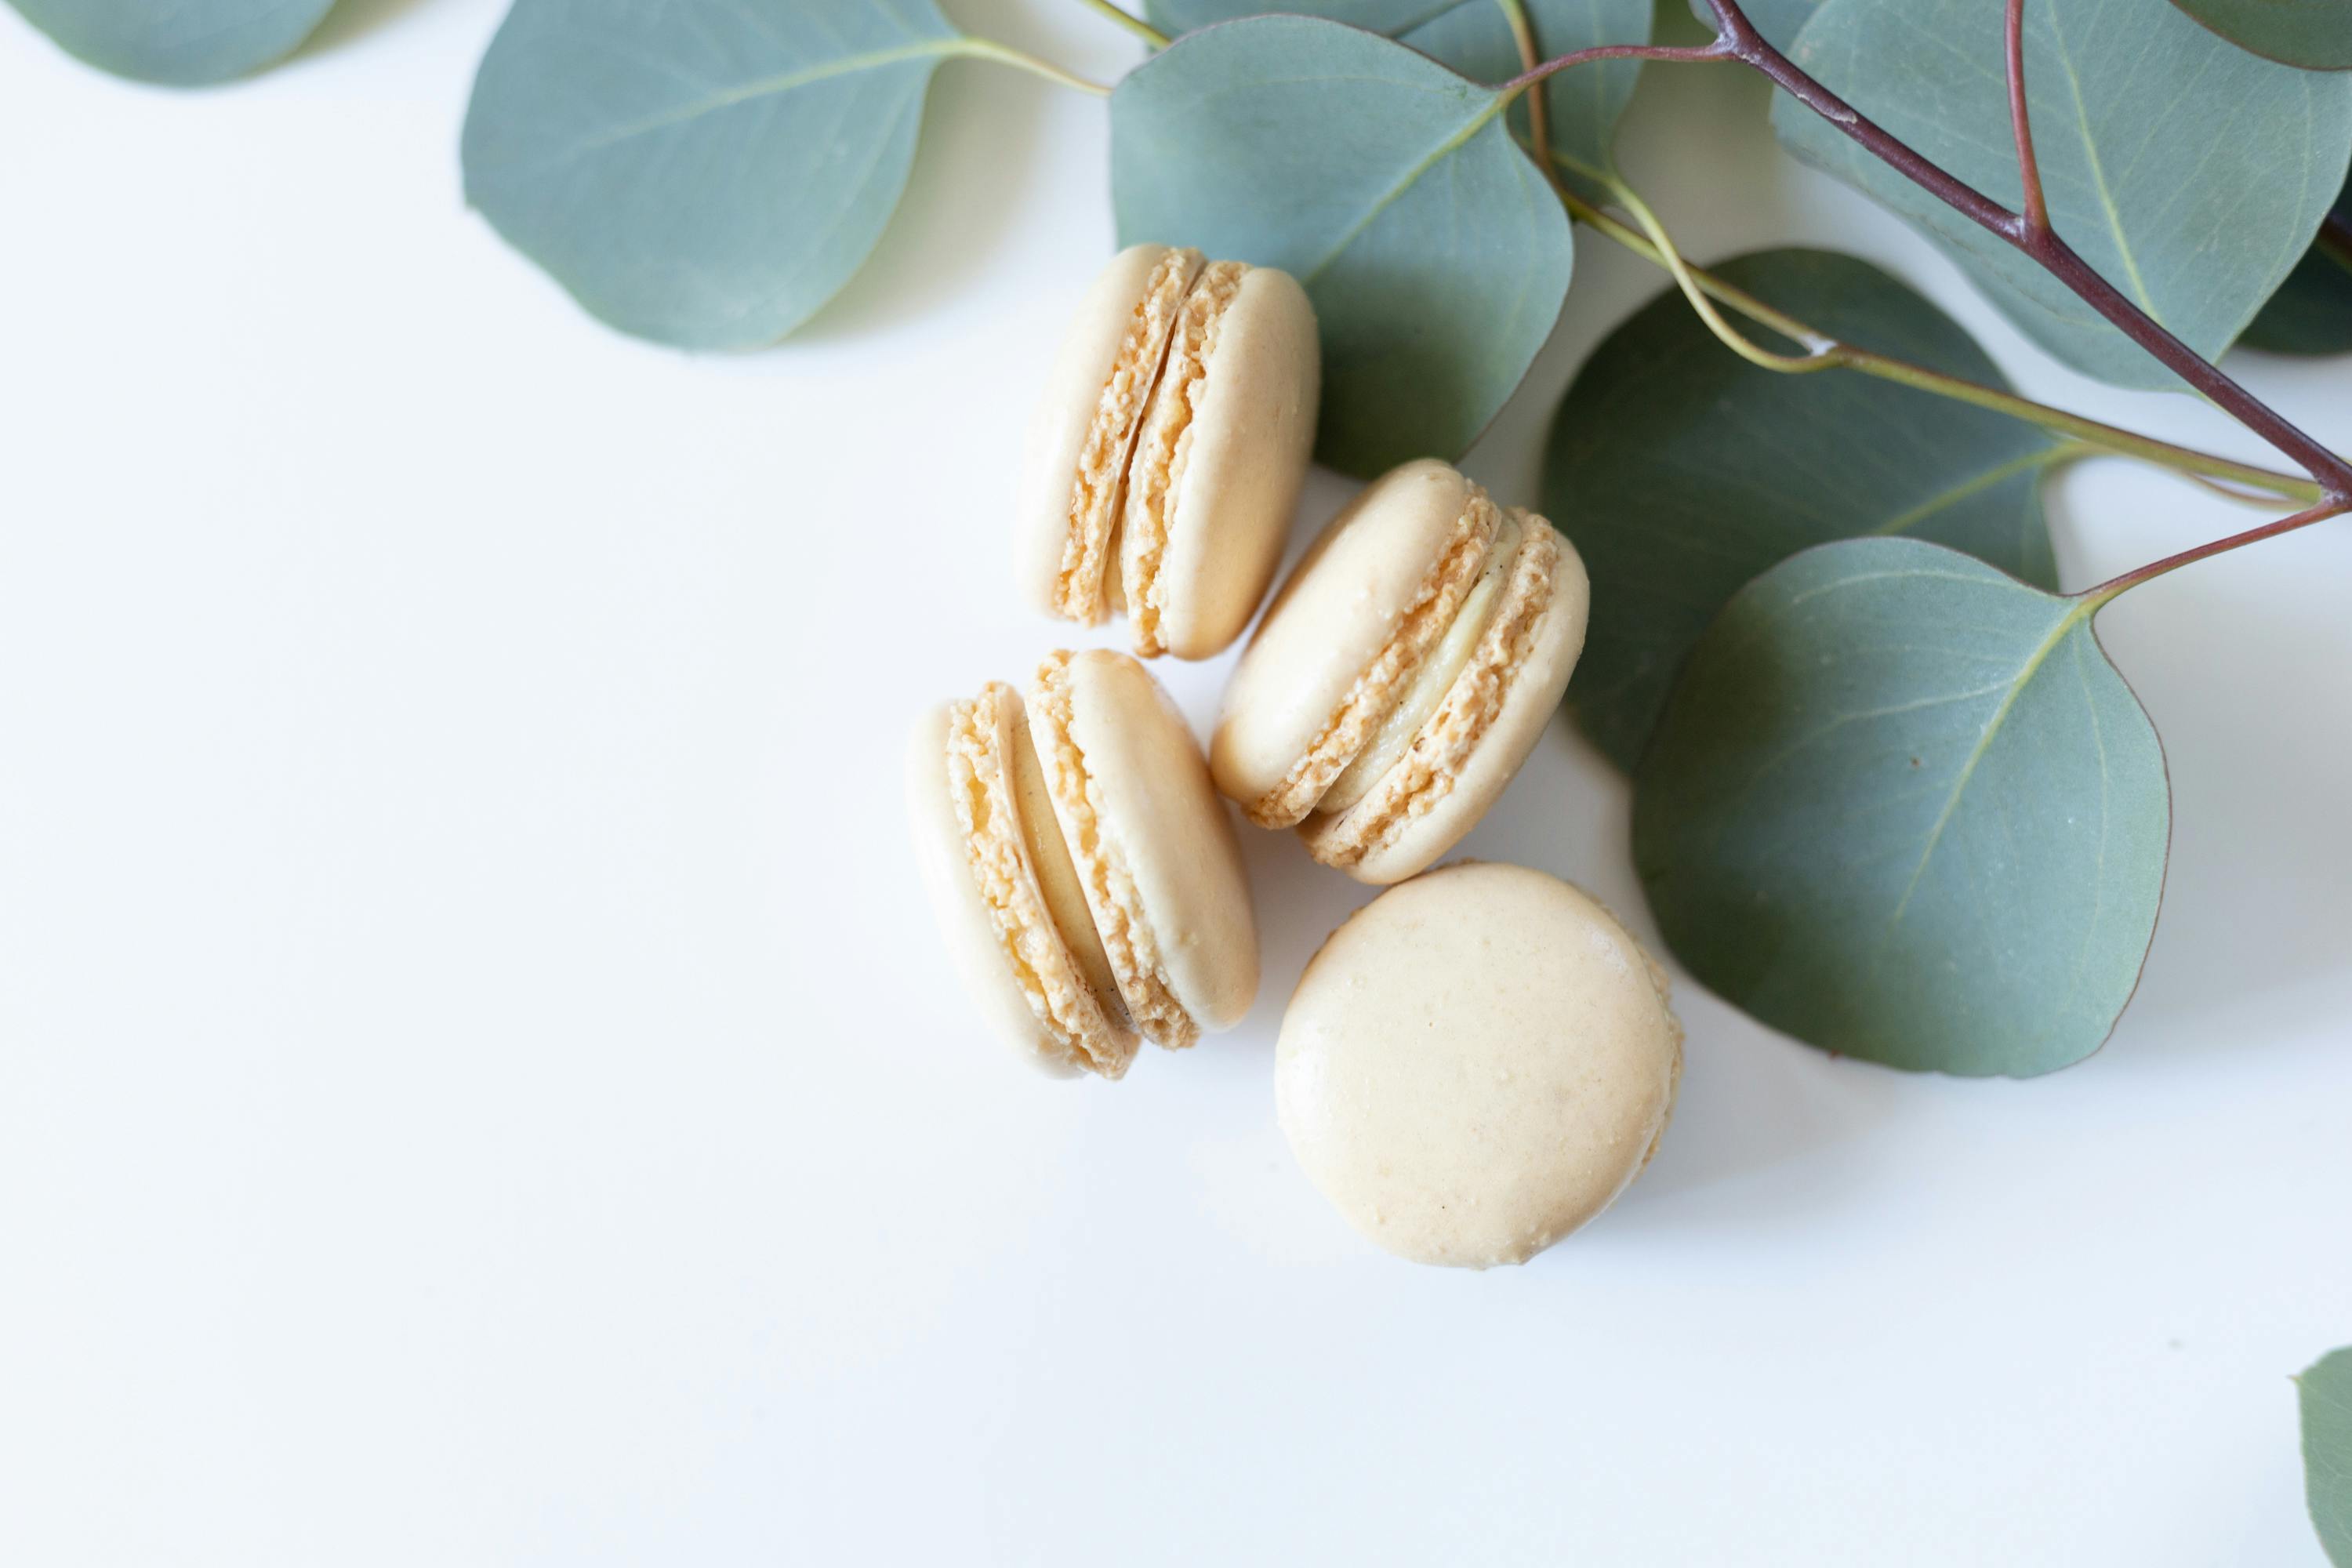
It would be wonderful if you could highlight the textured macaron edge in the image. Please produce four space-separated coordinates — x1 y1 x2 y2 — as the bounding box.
1241 483 1501 829
1026 651 1201 1050
935 684 1140 1077
1014 245 1204 628
1300 517 1585 884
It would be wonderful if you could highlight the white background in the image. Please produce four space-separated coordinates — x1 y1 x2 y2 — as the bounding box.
4 2 2349 1563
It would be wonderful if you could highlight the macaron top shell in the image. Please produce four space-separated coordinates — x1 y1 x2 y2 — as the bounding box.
1014 245 1204 626
1029 649 1259 1044
1212 459 1494 821
1121 263 1320 660
1276 862 1682 1268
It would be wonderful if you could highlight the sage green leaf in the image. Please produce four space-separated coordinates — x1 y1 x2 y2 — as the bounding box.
2241 163 2352 354
1772 0 2352 390
5 0 339 84
1546 249 2060 773
1145 0 1653 194
462 0 968 349
1112 15 1574 476
2307 1348 2352 1567
1634 537 2169 1076
2170 0 2352 71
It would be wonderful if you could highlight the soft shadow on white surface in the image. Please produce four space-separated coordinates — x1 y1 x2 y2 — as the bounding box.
299 0 438 58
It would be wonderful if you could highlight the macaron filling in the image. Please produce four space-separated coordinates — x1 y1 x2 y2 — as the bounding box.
1028 651 1201 1051
1120 260 1248 659
1243 484 1502 830
1052 246 1204 625
942 683 1137 1076
1319 512 1523 815
1304 516 1564 868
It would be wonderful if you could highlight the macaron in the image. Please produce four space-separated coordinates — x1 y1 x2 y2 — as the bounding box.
908 648 1259 1078
1276 862 1682 1268
1211 459 1591 884
1014 244 1320 661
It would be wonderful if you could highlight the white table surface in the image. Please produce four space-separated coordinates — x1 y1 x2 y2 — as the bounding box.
5 2 2349 1563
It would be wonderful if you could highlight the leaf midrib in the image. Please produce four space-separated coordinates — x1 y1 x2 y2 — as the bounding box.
1301 87 1512 284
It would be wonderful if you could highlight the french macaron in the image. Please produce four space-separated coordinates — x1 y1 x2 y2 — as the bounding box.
1014 244 1319 661
1276 862 1682 1269
1211 459 1591 884
908 648 1259 1078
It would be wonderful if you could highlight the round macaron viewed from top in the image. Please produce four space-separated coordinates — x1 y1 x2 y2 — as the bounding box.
1211 459 1590 884
1276 862 1682 1269
908 648 1260 1078
1014 244 1319 661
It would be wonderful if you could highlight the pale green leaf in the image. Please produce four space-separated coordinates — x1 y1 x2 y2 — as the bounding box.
1145 0 1653 194
1634 537 2169 1076
2171 0 2352 71
1112 15 1574 476
2307 1348 2352 1567
6 0 338 84
461 0 964 349
2241 162 2352 354
1545 248 2060 773
1772 0 2352 389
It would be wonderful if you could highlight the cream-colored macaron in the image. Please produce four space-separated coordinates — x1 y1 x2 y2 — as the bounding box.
1014 244 1319 661
908 648 1260 1078
1276 862 1682 1268
1211 459 1590 884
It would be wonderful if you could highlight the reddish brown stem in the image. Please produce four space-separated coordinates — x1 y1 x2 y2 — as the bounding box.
1498 38 1735 97
2003 0 2048 234
1690 0 2352 501
2080 499 2352 605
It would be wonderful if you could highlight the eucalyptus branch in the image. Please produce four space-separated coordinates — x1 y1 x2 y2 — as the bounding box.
1071 0 1167 50
1491 0 1552 173
1692 0 2352 501
955 36 1111 96
1541 170 2320 502
2080 497 2352 608
1497 37 1736 99
2002 0 2049 235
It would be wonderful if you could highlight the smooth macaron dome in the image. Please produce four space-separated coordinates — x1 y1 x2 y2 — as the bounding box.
1276 862 1682 1269
1210 459 1591 884
1014 244 1319 661
909 649 1259 1076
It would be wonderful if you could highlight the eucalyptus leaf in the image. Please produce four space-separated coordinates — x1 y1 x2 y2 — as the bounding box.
2169 0 2352 71
2307 1347 2352 1568
2241 163 2352 354
5 0 339 85
1145 0 1653 194
462 0 969 348
1112 16 1574 476
1545 248 2060 773
1772 0 2352 390
1634 537 2169 1076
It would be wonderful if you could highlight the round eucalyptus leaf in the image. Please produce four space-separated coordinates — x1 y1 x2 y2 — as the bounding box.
462 0 967 349
1145 0 1653 194
2306 1347 2352 1567
2241 162 2352 354
6 0 338 85
1112 15 1574 477
1634 537 2169 1077
2170 0 2352 71
1772 0 2352 390
1545 248 2060 774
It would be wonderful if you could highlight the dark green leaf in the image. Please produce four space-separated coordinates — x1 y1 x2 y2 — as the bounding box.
1112 16 1573 476
462 0 966 348
1773 0 2352 389
2241 162 2352 354
1634 537 2169 1076
2170 0 2352 71
2308 1348 2352 1568
1546 249 2060 773
6 0 338 84
1145 0 1653 195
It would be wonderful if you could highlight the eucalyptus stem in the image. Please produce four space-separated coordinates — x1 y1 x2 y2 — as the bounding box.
1546 175 2321 501
1490 0 1552 172
2078 498 2352 608
954 36 1110 96
1072 0 1167 49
